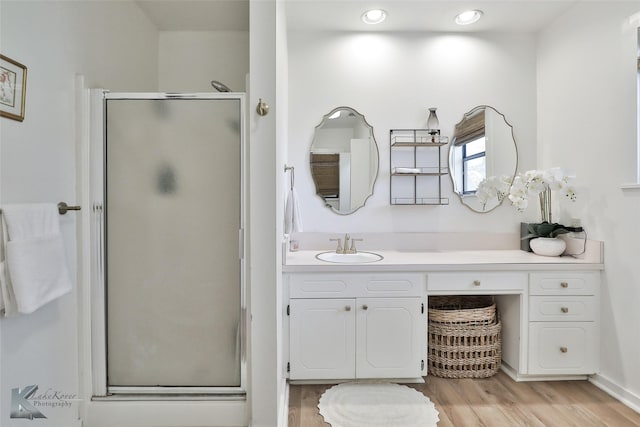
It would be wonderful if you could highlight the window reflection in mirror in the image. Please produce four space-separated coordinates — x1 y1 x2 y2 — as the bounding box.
461 136 486 194
449 105 518 213
310 107 379 215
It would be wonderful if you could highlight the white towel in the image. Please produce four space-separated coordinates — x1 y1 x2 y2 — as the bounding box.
284 188 303 234
394 167 421 174
0 204 72 315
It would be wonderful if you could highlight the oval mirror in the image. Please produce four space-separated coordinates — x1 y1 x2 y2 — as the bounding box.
449 105 518 212
310 107 379 215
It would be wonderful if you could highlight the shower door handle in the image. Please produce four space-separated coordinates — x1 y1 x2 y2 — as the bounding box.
239 228 245 260
94 203 104 281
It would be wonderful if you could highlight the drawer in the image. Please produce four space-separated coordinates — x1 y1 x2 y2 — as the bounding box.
528 322 598 375
288 273 425 299
530 272 599 296
529 296 596 322
427 272 527 293
363 275 425 296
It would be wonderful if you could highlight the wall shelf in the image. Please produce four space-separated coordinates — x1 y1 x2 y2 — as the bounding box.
390 129 449 206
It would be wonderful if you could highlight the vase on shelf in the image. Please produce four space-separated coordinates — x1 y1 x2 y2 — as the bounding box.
426 107 440 141
529 237 566 257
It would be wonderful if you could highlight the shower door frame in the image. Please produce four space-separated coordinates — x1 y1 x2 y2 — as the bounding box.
88 90 247 397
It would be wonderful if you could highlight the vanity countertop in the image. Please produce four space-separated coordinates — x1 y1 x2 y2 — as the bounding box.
283 248 604 273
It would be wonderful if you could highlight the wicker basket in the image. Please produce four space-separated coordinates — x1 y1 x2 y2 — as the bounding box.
427 295 502 378
428 295 497 325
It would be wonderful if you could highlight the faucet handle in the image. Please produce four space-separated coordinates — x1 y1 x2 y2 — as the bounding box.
329 238 342 254
350 238 363 253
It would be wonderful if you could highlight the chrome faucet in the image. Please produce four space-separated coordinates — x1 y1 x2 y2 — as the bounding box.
330 234 364 254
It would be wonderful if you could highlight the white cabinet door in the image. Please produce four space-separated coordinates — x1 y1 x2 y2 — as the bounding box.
289 298 356 380
528 322 598 375
356 297 424 378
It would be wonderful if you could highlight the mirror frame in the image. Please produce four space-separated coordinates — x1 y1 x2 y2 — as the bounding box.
310 106 380 215
448 105 519 213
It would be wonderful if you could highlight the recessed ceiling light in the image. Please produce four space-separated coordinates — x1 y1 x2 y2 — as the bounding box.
455 10 483 26
362 9 387 25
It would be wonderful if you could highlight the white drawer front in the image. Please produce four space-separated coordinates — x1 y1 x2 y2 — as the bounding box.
428 272 527 293
530 272 599 296
288 273 424 299
529 296 596 322
363 276 424 296
528 322 598 375
289 274 350 298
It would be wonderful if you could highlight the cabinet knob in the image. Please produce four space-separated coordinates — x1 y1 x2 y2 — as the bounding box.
473 280 481 286
560 282 569 288
362 304 369 310
561 307 569 313
560 347 568 353
345 305 351 312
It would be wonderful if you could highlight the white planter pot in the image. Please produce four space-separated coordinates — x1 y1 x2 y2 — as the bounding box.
529 237 566 257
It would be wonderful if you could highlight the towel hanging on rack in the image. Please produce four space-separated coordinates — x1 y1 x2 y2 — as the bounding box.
0 203 72 316
284 165 303 234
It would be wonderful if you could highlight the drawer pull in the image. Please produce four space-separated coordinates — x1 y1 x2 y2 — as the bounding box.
345 305 351 312
473 280 481 286
560 282 569 288
362 304 369 310
560 347 568 353
561 307 569 313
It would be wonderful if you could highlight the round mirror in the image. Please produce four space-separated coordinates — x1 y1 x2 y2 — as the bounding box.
449 105 518 212
310 107 379 215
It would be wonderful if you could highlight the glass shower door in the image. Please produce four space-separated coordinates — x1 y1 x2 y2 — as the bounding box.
104 94 244 392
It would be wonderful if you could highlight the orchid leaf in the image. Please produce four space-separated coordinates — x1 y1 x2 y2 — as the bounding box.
521 221 570 239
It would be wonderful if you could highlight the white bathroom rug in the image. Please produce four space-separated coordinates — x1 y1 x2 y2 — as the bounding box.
318 382 440 427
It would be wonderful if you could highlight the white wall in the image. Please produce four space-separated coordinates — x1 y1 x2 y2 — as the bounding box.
288 31 538 233
158 31 249 92
537 1 640 407
0 1 157 426
249 0 283 425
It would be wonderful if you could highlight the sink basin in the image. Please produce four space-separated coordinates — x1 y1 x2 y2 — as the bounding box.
315 251 383 264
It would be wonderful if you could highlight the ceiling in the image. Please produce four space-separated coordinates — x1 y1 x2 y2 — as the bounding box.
135 0 579 33
286 0 579 32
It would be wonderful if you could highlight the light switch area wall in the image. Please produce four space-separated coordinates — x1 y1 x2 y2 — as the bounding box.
287 31 538 233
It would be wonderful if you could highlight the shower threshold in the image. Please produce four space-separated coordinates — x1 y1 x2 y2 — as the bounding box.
94 391 246 401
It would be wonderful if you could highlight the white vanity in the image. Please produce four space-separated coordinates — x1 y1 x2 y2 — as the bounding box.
283 244 603 383
287 272 426 380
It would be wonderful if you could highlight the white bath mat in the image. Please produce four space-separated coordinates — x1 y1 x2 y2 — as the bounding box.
318 382 440 427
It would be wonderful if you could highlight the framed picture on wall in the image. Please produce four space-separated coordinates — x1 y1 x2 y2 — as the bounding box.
0 54 27 122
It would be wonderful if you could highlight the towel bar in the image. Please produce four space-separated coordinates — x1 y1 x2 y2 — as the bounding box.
57 202 81 215
0 202 81 215
284 165 295 191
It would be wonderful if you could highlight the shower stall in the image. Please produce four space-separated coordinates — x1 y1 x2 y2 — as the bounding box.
88 91 246 396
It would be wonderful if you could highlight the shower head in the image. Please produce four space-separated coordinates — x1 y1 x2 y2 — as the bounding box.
211 80 232 92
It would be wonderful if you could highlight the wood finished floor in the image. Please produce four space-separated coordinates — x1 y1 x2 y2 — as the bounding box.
288 371 640 426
